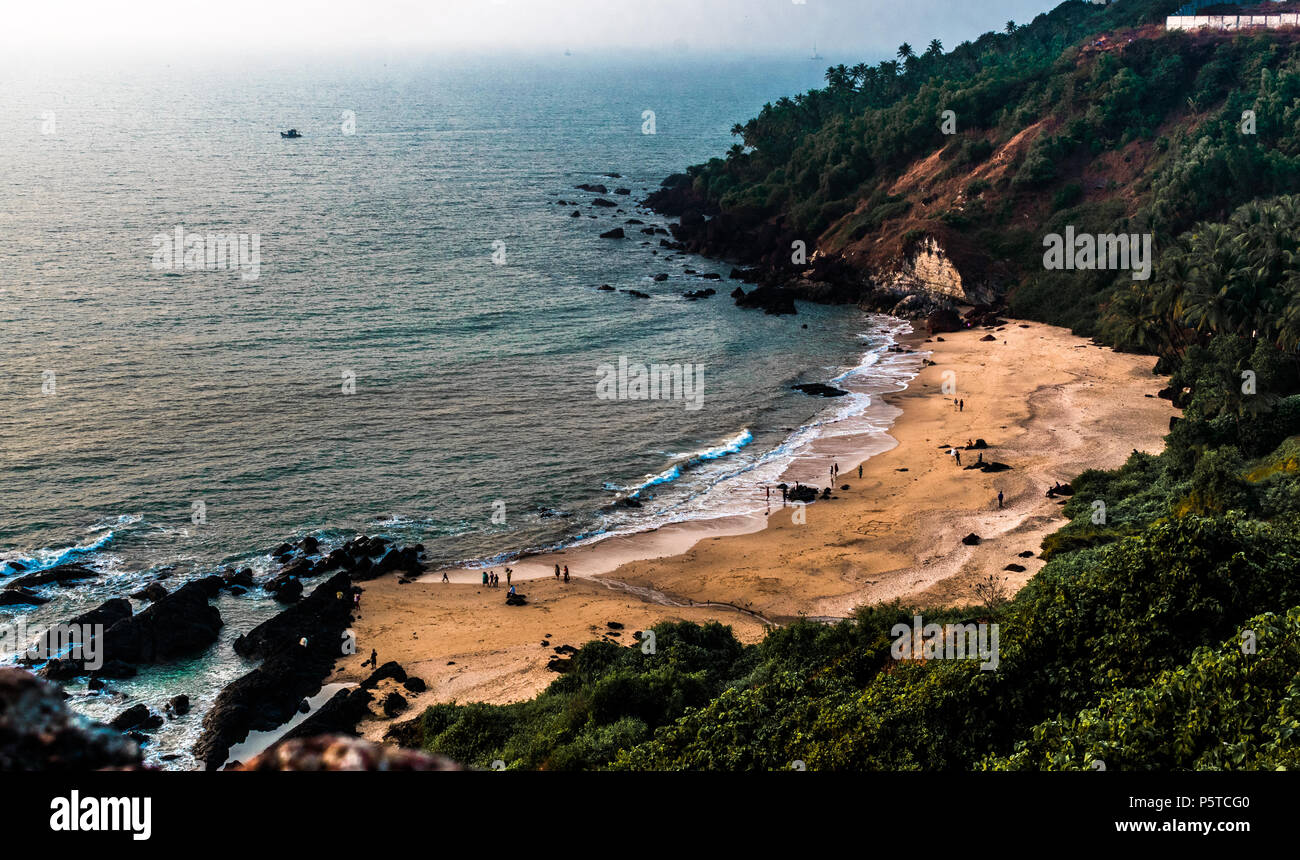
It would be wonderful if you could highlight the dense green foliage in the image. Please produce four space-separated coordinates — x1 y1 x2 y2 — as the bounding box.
396 4 1300 769
682 0 1300 337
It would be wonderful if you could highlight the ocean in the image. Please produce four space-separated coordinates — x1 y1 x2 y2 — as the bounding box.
0 50 919 766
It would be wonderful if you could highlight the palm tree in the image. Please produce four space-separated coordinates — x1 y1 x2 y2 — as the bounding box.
897 43 914 60
927 39 943 56
1005 21 1016 34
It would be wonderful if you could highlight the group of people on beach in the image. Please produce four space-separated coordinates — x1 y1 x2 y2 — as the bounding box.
554 564 570 583
482 567 512 588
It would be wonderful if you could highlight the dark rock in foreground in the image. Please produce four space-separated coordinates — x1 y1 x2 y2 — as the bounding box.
236 735 461 771
0 669 142 771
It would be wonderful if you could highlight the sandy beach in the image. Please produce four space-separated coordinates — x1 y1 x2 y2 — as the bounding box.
336 319 1175 740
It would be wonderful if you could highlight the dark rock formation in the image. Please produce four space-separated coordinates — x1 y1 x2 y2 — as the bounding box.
382 692 408 717
733 284 797 315
360 661 407 688
194 571 354 770
278 687 375 743
787 485 818 504
599 227 625 239
4 564 97 590
793 383 849 398
129 582 168 603
0 588 48 606
0 669 142 771
98 577 223 666
926 309 964 334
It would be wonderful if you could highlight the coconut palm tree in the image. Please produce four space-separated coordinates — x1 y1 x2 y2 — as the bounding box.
897 43 914 60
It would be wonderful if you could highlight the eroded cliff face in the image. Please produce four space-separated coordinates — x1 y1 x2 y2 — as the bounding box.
878 236 967 301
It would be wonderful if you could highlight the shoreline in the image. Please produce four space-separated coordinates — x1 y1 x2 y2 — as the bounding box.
431 315 924 585
332 317 1177 741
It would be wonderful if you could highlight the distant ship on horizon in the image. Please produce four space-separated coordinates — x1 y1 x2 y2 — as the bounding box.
810 43 823 60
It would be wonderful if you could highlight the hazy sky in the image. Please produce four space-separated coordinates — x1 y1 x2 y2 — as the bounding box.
8 0 1060 58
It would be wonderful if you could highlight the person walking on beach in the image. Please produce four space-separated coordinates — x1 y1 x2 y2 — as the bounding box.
506 568 512 587
442 570 449 583
858 464 862 479
563 566 570 583
953 448 961 467
997 490 1004 509
555 564 561 580
367 648 377 668
959 399 964 412
482 570 489 586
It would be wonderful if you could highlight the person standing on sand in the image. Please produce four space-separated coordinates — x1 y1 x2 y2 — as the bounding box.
442 570 449 583
506 568 511 587
959 399 964 412
997 490 1004 508
563 566 570 583
858 464 862 479
555 564 561 580
367 649 377 668
954 449 961 467
482 570 488 586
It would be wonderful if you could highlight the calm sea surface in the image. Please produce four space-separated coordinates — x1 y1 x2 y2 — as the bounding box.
0 51 917 766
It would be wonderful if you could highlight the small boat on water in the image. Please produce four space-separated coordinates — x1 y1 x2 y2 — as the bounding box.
280 129 302 139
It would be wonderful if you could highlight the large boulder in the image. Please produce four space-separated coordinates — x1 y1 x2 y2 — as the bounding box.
926 308 964 334
97 577 223 666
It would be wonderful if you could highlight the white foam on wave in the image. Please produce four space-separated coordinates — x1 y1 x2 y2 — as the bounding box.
0 514 144 575
529 315 926 555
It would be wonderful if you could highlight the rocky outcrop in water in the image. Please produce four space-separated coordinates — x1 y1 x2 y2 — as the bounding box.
193 570 356 770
